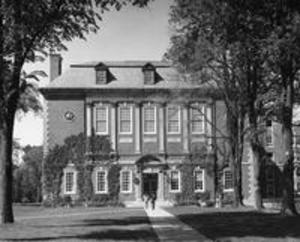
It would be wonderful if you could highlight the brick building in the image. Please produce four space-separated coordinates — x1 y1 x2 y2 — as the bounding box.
40 54 300 206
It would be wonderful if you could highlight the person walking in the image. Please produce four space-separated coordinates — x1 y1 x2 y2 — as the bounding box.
143 192 150 209
150 191 157 210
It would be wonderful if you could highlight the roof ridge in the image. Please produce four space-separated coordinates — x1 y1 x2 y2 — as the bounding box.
70 60 171 68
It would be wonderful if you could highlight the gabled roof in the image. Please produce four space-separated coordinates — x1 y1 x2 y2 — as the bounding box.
41 60 216 90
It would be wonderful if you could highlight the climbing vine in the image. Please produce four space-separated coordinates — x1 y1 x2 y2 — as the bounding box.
44 133 113 206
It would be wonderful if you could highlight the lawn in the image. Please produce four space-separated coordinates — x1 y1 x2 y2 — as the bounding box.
2 205 300 242
165 206 300 242
0 205 159 241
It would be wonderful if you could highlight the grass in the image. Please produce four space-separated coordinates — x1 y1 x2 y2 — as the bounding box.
165 206 300 242
0 205 159 241
2 205 300 241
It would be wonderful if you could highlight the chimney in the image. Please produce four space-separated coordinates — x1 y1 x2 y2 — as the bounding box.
50 53 62 81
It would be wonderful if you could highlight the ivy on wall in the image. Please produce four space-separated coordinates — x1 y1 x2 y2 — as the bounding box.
90 164 121 206
174 151 214 206
44 133 113 206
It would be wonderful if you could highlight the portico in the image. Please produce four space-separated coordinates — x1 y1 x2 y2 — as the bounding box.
135 155 168 203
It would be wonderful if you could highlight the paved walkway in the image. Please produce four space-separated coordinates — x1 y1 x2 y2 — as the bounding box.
144 206 211 242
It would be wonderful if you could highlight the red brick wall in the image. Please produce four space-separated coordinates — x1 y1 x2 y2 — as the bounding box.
46 99 85 151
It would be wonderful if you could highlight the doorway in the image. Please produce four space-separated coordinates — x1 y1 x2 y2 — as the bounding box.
142 173 158 195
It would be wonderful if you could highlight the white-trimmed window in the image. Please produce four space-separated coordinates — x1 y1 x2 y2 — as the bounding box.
64 171 76 194
143 104 156 134
170 170 181 192
294 135 300 147
223 169 233 192
120 170 132 193
95 169 108 194
119 105 132 134
167 106 181 134
190 104 205 134
265 120 273 147
194 168 205 192
95 105 108 134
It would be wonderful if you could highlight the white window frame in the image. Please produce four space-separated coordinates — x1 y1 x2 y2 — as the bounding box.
64 170 77 195
95 168 108 194
120 169 132 193
293 134 300 148
194 168 205 192
167 105 181 134
190 103 205 134
94 103 109 135
119 104 133 135
143 103 157 134
169 170 181 193
223 169 234 192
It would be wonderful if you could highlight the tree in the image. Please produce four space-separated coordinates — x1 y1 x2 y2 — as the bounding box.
0 0 151 224
263 1 300 215
166 0 254 207
167 0 300 214
22 146 43 202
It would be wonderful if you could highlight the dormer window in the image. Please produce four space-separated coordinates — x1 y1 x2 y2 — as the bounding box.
142 63 155 85
95 63 108 84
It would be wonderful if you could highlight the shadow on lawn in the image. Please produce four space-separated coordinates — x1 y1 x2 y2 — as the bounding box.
173 211 300 240
1 216 159 241
33 216 150 228
4 229 158 241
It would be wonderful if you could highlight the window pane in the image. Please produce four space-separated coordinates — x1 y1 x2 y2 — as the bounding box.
194 170 204 191
295 136 300 146
96 70 107 84
144 106 155 133
97 171 106 192
168 107 180 133
224 170 233 190
191 106 204 133
121 171 131 192
170 171 180 191
96 107 107 133
266 127 273 146
120 107 131 133
65 172 74 193
145 120 155 132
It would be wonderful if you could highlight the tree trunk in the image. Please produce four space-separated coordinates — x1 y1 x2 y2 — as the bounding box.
280 75 297 215
250 142 263 210
247 64 263 210
0 112 15 223
227 105 244 207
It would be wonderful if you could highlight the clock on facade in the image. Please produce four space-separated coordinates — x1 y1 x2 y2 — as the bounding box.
64 111 75 121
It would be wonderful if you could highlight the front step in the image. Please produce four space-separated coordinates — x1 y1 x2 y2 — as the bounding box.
124 200 174 208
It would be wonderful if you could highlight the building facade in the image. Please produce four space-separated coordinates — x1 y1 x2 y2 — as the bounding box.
41 54 300 207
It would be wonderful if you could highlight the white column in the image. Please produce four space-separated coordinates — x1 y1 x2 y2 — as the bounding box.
159 104 165 153
110 103 117 151
206 100 213 150
158 172 164 201
85 103 93 154
135 103 141 154
86 103 92 137
182 104 189 153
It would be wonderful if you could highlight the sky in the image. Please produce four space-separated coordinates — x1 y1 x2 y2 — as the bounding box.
13 0 174 147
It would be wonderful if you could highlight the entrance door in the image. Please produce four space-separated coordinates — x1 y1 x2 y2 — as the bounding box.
142 173 158 195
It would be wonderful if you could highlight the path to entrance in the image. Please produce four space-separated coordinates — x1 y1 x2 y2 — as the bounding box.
144 206 211 242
